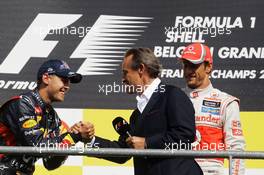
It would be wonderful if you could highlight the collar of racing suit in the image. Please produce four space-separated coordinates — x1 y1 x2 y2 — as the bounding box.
30 90 60 131
184 82 213 98
30 90 52 113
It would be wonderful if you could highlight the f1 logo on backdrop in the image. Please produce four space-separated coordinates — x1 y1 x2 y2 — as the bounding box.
0 13 152 75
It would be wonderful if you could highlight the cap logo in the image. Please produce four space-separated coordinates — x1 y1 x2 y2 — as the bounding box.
47 67 54 73
59 61 70 70
188 46 194 51
183 45 196 55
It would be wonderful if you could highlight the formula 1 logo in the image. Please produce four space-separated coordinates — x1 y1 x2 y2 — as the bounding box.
0 13 152 75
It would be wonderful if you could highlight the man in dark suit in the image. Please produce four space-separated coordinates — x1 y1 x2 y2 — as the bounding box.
73 48 203 175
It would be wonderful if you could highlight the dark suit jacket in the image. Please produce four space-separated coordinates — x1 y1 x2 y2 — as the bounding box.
95 84 203 175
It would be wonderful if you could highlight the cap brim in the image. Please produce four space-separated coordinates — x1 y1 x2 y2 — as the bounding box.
180 56 204 64
56 71 82 83
69 73 82 83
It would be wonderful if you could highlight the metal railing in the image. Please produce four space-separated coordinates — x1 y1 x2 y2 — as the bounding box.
1 146 264 174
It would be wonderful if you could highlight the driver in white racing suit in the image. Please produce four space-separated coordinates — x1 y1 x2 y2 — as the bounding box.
180 43 246 175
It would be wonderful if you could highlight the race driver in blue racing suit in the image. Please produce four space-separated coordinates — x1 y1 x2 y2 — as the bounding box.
0 59 94 175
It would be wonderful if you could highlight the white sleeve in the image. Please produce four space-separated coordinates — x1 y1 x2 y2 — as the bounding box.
224 100 246 175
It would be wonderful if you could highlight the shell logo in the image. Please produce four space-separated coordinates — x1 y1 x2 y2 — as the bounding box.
22 119 37 129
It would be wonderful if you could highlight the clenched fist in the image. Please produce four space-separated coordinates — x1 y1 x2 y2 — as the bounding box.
70 121 95 142
126 136 146 149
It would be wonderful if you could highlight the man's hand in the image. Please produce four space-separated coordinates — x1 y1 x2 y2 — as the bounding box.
70 121 95 142
126 136 146 149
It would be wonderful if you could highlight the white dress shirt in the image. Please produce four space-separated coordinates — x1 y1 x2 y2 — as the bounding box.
136 78 161 113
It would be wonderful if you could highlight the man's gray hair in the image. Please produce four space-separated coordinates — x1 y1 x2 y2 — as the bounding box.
124 48 162 78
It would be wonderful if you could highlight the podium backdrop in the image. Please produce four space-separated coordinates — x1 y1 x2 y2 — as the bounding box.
0 0 263 174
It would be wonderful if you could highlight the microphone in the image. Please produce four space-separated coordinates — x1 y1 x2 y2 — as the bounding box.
112 116 131 138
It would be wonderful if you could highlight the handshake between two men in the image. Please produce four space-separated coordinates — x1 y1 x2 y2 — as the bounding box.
63 48 203 175
69 120 146 149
